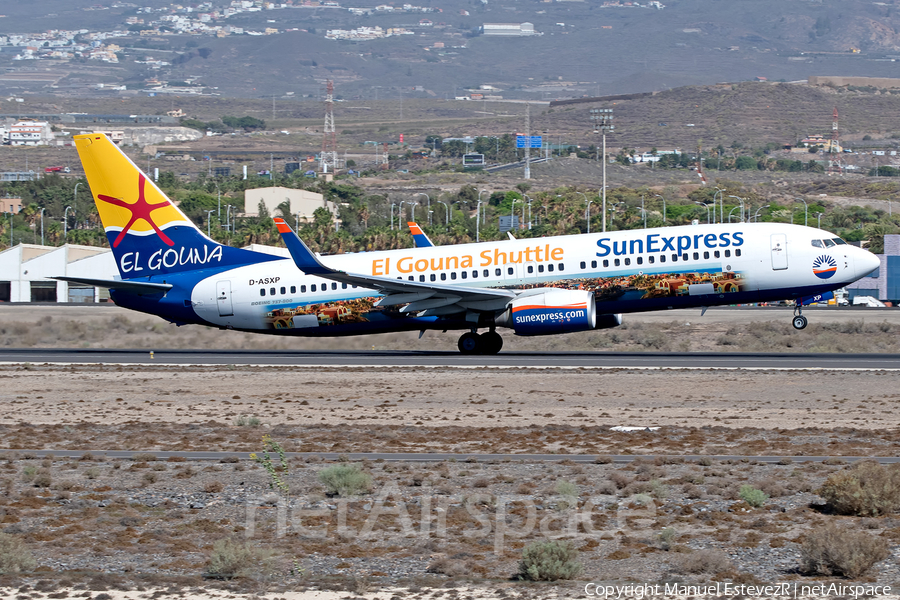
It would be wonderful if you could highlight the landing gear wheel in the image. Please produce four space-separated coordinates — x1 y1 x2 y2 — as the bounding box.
458 332 481 355
792 315 808 330
481 331 503 355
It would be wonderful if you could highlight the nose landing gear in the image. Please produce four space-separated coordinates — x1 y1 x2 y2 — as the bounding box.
457 330 504 355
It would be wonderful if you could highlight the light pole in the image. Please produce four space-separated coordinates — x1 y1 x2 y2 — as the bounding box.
415 193 430 225
653 194 666 223
794 197 808 226
641 194 646 228
390 202 397 230
713 187 725 224
214 181 221 219
728 206 740 222
816 212 824 228
590 108 614 232
437 201 449 226
585 200 594 234
753 205 769 222
205 210 215 237
63 205 75 243
409 201 418 223
39 208 45 246
226 205 233 235
526 197 533 229
399 201 407 227
728 195 745 222
477 190 488 236
694 201 710 224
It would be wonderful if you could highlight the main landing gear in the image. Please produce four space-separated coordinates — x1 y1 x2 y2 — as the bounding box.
792 305 808 330
458 330 504 355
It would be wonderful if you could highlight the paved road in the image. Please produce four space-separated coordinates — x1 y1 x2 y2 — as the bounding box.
1 449 897 464
2 348 900 369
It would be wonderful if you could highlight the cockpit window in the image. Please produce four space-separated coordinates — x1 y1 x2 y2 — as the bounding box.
811 240 824 248
823 239 836 248
832 237 847 245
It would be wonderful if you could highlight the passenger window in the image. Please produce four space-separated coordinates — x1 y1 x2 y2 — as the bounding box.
603 259 609 268
714 251 720 259
527 266 534 274
301 285 307 293
495 268 502 277
461 271 467 279
693 252 699 260
538 265 544 273
703 251 709 259
672 254 678 262
440 273 447 281
735 249 742 257
311 284 317 292
683 253 689 261
342 283 348 289
483 269 489 277
270 287 276 296
624 258 631 266
260 289 266 297
290 286 296 294
724 250 731 258
352 285 357 289
649 256 655 264
559 263 564 271
419 275 426 282
409 276 414 281
507 267 514 275
660 255 666 263
331 283 337 290
280 287 286 295
580 261 586 269
823 239 836 248
548 264 554 272
811 240 824 248
451 272 457 280
591 260 597 268
614 258 620 267
430 274 436 282
636 257 643 265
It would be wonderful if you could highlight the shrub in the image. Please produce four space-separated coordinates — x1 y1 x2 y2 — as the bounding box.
235 415 262 427
739 485 768 507
204 538 274 580
555 480 578 497
318 464 372 497
658 527 677 550
33 469 52 488
673 549 732 574
426 557 469 577
142 472 159 484
204 481 224 494
518 540 582 581
818 461 900 516
0 533 36 574
801 524 889 578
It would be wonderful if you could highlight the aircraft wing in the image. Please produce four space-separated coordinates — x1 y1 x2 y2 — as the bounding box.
273 218 514 315
408 222 435 248
52 276 172 294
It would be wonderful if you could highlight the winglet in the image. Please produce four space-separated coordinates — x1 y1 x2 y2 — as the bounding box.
273 217 333 275
407 221 435 248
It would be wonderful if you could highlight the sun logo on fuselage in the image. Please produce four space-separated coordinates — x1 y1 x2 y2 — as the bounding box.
812 254 838 279
97 173 175 248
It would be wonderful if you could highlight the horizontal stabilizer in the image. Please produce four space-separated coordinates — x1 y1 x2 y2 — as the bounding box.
52 276 172 294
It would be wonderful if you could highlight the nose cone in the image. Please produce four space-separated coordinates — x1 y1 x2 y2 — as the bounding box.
858 248 880 278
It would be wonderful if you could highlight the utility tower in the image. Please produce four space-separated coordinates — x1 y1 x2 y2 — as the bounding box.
320 80 338 173
827 106 843 175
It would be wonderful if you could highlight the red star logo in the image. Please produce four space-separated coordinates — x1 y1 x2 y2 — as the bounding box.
98 173 175 248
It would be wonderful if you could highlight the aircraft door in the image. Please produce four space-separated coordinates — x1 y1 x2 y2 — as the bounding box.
216 280 234 317
770 234 788 271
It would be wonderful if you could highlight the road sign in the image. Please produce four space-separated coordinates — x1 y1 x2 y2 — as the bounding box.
517 136 543 148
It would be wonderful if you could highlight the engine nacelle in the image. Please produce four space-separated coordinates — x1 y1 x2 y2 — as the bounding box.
504 289 598 336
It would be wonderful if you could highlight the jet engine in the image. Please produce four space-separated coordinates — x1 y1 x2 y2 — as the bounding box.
497 289 620 336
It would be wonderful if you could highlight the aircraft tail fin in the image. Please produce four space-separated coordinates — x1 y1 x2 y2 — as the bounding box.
74 133 278 279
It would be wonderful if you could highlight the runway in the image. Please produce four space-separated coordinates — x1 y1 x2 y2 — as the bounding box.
2 449 899 464
2 348 900 369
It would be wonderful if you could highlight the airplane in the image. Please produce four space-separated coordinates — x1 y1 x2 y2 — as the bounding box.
56 133 881 355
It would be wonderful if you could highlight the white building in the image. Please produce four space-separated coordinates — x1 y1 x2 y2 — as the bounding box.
0 244 116 302
243 187 339 222
8 121 53 146
482 22 536 36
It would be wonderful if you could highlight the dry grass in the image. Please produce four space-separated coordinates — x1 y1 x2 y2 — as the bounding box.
801 524 890 578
